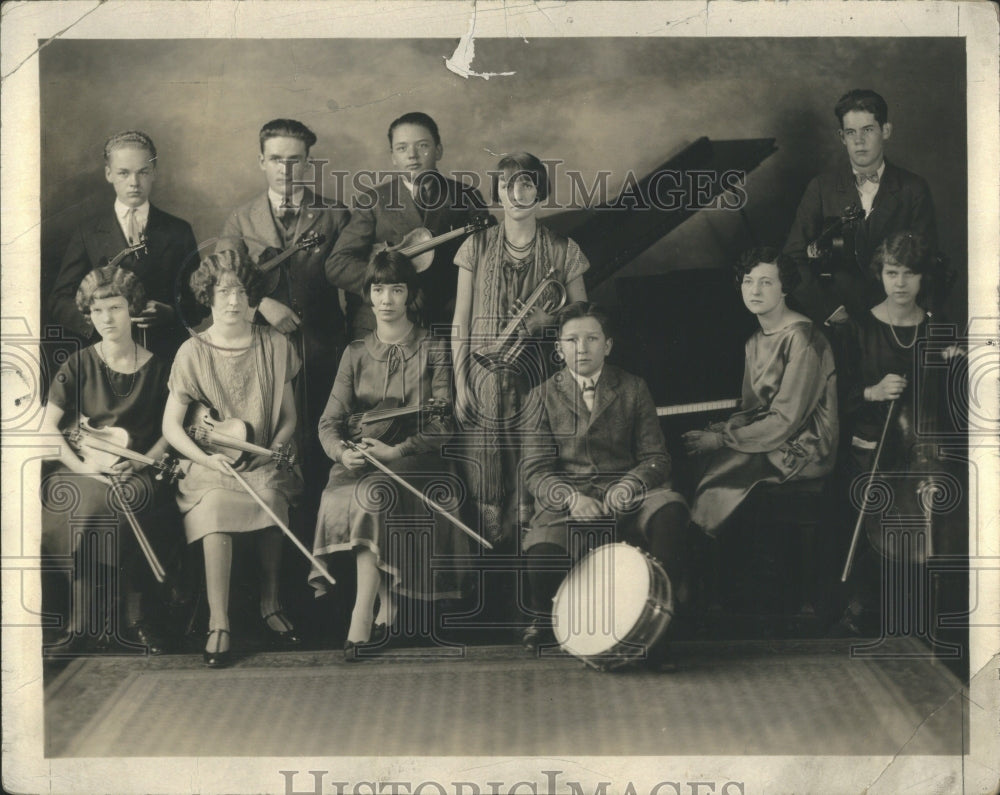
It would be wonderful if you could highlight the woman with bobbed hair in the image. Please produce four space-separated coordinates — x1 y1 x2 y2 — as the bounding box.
832 231 961 635
41 264 176 658
451 151 589 545
311 250 467 660
683 247 839 535
162 249 303 667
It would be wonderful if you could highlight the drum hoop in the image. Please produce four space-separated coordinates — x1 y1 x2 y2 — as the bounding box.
553 542 674 667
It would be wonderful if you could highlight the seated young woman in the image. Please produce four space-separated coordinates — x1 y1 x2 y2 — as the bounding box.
683 247 839 536
41 265 176 656
161 249 303 667
833 231 961 635
310 250 468 660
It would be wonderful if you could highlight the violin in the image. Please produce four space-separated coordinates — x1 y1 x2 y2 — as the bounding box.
809 204 864 276
346 397 450 446
101 239 148 269
184 403 296 470
64 418 174 582
254 230 328 299
66 418 184 482
374 217 491 273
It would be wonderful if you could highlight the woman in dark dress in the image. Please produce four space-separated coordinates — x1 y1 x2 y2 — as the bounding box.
41 265 175 657
834 231 962 635
311 251 467 660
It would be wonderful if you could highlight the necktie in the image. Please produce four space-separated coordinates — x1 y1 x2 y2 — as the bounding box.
582 379 596 412
855 172 880 186
278 207 298 234
124 208 141 245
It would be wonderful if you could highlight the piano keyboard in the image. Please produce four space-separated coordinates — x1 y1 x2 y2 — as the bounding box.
656 399 738 417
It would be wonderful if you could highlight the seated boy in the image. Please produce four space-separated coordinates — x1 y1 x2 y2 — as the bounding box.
520 301 690 669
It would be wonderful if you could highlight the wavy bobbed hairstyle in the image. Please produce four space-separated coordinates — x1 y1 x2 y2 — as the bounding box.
75 265 145 316
189 249 267 309
733 246 802 294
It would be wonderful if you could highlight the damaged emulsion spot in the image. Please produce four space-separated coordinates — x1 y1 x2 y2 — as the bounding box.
444 9 516 80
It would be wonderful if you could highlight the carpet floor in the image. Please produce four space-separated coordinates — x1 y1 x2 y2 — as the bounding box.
44 639 966 758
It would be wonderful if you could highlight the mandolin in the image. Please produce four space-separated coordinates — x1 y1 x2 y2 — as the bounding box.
184 403 296 470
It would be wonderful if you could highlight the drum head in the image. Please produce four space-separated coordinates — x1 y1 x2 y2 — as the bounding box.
552 543 651 657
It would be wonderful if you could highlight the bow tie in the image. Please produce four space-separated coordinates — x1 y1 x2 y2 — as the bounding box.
855 172 880 186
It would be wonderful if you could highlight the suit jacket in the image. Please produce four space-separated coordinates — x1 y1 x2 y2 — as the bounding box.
48 203 200 359
216 189 355 343
522 365 672 524
328 174 490 335
783 159 937 319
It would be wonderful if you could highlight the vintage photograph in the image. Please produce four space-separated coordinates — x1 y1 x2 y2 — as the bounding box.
3 2 998 793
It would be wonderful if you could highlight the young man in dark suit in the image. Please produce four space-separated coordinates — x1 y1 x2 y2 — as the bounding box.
783 89 938 323
216 119 359 549
328 112 490 338
48 131 199 360
520 302 690 669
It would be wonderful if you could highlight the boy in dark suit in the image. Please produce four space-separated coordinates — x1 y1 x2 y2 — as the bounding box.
783 89 937 323
216 118 359 530
327 111 490 338
49 130 199 360
520 302 690 668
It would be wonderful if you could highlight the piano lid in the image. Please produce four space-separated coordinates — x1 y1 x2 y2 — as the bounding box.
543 137 777 289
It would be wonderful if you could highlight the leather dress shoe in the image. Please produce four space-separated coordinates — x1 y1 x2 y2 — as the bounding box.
262 610 302 647
129 622 166 655
521 618 555 651
203 628 232 668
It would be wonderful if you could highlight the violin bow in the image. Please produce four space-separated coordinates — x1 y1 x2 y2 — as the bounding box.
841 399 896 582
105 474 168 583
220 461 337 586
344 441 493 550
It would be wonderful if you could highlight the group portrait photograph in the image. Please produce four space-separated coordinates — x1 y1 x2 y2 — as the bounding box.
1 2 998 794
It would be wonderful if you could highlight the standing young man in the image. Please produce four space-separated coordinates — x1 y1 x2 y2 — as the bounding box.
49 130 199 360
783 89 937 323
328 112 491 338
216 118 359 527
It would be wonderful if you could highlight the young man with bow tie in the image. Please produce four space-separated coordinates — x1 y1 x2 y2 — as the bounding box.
215 118 360 537
48 130 200 360
328 111 490 339
519 302 690 669
783 89 938 323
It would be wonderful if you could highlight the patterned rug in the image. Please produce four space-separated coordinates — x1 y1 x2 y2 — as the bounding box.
45 640 966 757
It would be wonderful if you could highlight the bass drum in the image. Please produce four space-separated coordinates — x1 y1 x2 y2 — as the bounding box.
552 543 673 671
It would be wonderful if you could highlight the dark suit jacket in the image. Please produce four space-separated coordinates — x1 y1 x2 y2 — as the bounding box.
522 365 674 528
327 175 490 335
48 204 200 359
783 159 937 319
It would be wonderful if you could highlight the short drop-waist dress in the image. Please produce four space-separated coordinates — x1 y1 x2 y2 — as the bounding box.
168 326 303 543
